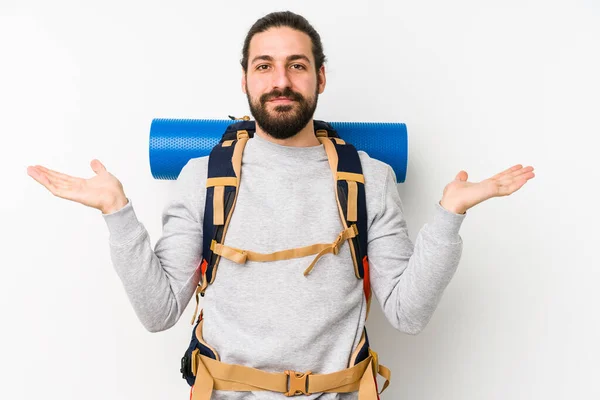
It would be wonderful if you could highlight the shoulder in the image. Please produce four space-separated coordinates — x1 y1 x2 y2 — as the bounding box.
358 151 396 192
172 156 210 200
165 156 210 222
357 151 398 224
177 156 209 182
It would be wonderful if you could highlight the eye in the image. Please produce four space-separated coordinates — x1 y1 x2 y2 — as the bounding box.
290 64 306 70
256 64 270 71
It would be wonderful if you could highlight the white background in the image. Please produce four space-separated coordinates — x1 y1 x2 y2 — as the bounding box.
1 0 599 399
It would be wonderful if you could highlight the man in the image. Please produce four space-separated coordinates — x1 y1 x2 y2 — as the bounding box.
26 11 535 399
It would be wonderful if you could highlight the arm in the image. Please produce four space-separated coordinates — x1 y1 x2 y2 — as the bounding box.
368 166 466 335
102 158 206 332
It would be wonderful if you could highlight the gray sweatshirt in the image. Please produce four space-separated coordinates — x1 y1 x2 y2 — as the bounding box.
102 132 466 399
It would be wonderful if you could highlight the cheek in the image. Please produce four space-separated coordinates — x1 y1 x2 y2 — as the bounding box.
296 77 318 94
246 74 267 89
246 81 267 99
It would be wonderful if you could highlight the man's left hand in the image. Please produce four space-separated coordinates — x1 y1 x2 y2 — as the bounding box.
439 164 536 215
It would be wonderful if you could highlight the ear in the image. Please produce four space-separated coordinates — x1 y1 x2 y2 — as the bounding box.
241 69 247 94
317 64 326 94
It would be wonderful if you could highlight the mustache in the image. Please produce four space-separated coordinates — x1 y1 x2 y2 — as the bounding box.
260 88 305 103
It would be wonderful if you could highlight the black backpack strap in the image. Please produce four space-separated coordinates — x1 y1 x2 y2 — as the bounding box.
189 128 249 324
202 129 249 286
316 128 371 315
220 120 256 143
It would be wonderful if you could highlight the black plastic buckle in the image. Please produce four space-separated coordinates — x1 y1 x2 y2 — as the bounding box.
180 354 191 379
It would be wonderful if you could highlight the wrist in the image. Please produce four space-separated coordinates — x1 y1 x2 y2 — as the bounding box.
439 199 466 215
101 195 128 215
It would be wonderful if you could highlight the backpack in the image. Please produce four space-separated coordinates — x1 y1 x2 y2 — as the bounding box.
179 118 390 399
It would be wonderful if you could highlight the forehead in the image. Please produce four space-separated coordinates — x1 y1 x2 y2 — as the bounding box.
248 26 314 63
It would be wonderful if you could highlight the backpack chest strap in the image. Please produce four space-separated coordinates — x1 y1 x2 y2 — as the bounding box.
211 224 358 276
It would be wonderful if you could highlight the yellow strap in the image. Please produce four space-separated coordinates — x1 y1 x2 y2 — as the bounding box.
357 358 377 399
231 138 246 178
367 348 391 395
191 353 214 400
206 136 249 286
318 137 361 279
212 241 329 264
303 225 358 276
365 289 372 321
206 177 238 187
348 330 367 367
337 171 365 183
213 186 225 225
377 364 391 394
211 225 358 275
200 271 208 292
192 353 373 400
211 240 249 264
190 286 202 325
193 320 221 361
318 137 339 179
347 180 358 222
222 140 234 147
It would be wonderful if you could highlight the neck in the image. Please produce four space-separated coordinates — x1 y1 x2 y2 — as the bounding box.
254 120 321 147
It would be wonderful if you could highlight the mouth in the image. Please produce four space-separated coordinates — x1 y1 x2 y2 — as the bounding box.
268 97 295 104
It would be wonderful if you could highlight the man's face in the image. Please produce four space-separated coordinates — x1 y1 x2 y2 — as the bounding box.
242 26 326 140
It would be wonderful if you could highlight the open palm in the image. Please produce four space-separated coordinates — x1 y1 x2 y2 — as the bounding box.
442 164 535 213
27 159 127 214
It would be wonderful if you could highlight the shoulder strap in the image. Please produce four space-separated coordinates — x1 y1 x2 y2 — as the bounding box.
316 129 371 317
202 129 248 286
190 129 248 324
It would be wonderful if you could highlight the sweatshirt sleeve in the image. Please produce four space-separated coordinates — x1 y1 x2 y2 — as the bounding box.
101 158 206 332
368 165 466 335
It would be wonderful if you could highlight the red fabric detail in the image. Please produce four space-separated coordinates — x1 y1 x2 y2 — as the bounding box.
200 259 208 275
362 255 371 301
190 386 193 400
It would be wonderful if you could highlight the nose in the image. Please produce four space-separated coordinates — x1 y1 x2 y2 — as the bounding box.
271 65 292 90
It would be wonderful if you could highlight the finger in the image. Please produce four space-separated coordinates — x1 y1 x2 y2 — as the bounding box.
27 166 51 186
27 166 59 193
498 168 535 186
91 159 106 174
35 165 78 183
456 170 468 181
507 165 534 179
490 164 522 180
498 174 533 195
505 177 528 195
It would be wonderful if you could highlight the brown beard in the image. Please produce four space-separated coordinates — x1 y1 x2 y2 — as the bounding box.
246 86 319 140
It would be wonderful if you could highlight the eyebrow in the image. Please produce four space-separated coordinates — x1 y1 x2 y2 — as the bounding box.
251 54 312 65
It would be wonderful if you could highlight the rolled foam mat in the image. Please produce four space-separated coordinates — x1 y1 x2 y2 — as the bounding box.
149 119 408 182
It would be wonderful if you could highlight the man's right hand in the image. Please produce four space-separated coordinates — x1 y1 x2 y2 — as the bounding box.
27 159 128 214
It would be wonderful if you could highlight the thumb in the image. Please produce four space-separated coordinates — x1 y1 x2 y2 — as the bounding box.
455 170 468 181
90 159 107 175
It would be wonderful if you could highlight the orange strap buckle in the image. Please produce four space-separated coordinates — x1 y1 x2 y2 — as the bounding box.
284 370 312 396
